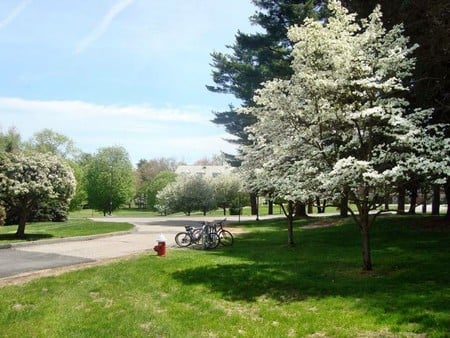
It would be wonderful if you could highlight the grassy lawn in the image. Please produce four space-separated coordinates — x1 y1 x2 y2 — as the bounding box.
0 215 448 337
0 219 133 244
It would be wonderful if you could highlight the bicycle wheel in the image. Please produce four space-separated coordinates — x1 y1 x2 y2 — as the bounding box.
192 229 203 244
206 232 220 249
175 232 192 247
201 232 219 249
218 230 234 246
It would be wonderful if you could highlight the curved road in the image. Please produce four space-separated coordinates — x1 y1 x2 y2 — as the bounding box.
0 216 264 284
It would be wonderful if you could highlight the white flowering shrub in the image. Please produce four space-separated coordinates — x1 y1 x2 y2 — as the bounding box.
0 152 76 238
239 0 448 270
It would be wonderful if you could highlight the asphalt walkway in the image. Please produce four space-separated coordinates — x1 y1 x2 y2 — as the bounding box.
0 215 268 284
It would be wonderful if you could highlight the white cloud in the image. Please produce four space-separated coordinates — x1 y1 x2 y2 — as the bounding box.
0 96 236 164
0 0 32 30
75 0 134 54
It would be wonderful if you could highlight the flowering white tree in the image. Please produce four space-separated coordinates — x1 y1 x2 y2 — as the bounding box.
210 173 245 216
0 152 76 238
239 1 448 270
156 174 216 216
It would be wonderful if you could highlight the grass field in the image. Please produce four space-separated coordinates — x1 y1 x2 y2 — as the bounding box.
0 219 133 244
0 215 448 337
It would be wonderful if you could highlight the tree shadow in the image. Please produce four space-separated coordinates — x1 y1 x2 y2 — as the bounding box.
0 233 54 242
171 216 450 334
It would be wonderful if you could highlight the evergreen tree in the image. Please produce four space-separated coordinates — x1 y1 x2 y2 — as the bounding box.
207 0 326 165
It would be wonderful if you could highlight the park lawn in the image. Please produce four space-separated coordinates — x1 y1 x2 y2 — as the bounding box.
0 215 448 337
0 219 133 244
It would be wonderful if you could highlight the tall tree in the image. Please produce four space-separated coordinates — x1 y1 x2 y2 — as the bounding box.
0 127 21 153
0 152 76 238
85 146 135 215
25 128 80 160
207 0 326 165
240 1 448 270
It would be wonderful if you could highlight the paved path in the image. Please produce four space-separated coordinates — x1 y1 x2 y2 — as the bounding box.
0 215 270 284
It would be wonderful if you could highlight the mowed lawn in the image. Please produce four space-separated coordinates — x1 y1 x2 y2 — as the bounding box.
0 219 133 244
0 215 448 337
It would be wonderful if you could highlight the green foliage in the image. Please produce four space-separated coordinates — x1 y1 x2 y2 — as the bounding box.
67 161 88 211
0 216 448 337
85 146 135 215
0 127 21 153
146 171 176 210
24 128 80 160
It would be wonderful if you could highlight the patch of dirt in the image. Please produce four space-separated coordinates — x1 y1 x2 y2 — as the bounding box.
303 219 342 229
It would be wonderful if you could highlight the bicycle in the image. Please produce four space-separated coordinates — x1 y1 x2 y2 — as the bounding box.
175 223 219 249
210 219 234 246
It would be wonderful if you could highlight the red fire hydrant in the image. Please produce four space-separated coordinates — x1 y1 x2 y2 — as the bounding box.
153 234 166 257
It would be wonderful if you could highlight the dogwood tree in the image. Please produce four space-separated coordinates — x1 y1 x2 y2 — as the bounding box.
0 152 76 238
239 0 448 270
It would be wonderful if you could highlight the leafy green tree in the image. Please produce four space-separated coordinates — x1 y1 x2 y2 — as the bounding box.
0 152 76 238
146 171 176 210
85 146 135 215
134 158 179 209
25 128 81 160
0 127 21 153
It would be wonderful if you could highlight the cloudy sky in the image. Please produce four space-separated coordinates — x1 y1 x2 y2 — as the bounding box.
0 0 259 165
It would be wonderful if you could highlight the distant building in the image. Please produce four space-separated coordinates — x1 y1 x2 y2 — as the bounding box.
175 165 232 178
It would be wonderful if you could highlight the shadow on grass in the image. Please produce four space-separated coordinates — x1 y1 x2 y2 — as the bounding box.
172 216 450 334
0 233 54 242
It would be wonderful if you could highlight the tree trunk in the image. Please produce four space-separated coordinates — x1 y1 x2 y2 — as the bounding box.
268 199 273 215
397 185 405 214
250 193 257 215
287 201 295 246
316 198 326 213
422 190 427 214
294 202 307 218
360 225 372 271
340 192 348 218
280 201 295 246
307 201 313 214
15 210 27 239
445 180 450 218
408 186 418 214
223 207 226 216
384 191 390 210
431 184 441 215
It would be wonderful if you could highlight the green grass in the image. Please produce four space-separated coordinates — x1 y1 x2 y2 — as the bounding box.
0 215 449 337
0 219 133 244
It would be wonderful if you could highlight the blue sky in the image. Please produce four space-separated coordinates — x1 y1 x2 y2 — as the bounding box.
0 0 259 165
